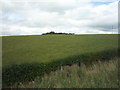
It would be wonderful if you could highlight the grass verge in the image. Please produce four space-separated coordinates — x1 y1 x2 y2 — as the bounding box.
11 57 119 88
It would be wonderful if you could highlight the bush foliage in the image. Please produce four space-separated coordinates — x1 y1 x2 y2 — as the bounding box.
2 48 119 87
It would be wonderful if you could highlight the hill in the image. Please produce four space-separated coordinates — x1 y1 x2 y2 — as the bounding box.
2 34 118 67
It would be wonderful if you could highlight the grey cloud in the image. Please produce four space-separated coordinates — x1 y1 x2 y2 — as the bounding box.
0 0 118 36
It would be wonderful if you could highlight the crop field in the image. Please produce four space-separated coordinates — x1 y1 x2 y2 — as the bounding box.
2 34 118 66
2 34 119 87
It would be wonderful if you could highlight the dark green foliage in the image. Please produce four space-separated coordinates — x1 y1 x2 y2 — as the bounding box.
42 31 74 35
15 58 118 88
2 48 119 87
3 63 46 86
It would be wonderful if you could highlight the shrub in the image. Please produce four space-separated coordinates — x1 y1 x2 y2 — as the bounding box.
2 48 119 87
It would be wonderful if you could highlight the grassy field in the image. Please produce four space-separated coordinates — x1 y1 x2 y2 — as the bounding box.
2 34 119 87
2 34 118 66
11 58 119 88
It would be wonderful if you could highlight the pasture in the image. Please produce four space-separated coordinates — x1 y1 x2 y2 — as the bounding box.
2 34 118 66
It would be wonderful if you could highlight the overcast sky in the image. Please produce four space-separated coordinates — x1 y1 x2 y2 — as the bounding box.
0 0 119 36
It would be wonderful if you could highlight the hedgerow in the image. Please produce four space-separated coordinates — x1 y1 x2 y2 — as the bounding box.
2 48 119 87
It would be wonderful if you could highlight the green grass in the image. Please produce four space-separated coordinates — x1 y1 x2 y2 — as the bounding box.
2 34 118 67
10 58 119 88
2 34 119 86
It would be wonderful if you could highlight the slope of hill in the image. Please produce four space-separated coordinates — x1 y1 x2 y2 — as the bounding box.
2 34 118 66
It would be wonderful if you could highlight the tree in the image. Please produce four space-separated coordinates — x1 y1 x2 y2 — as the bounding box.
49 31 55 34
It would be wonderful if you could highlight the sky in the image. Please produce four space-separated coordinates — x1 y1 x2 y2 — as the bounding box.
0 0 119 36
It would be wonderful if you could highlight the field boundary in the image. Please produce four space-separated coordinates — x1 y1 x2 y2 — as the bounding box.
2 48 119 87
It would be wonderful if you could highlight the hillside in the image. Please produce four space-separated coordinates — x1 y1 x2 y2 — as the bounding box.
2 34 118 67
